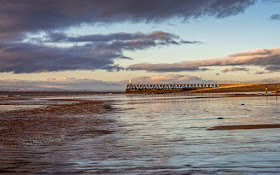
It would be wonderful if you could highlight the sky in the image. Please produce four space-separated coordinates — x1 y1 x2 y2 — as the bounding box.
0 0 280 91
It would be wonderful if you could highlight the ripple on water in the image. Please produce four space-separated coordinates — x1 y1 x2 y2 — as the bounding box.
1 93 280 174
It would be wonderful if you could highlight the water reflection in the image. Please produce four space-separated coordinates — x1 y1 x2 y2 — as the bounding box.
0 93 280 174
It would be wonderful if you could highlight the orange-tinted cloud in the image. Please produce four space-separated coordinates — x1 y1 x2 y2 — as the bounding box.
129 47 280 72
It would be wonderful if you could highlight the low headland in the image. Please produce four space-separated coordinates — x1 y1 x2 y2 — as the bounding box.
126 83 280 95
190 83 280 93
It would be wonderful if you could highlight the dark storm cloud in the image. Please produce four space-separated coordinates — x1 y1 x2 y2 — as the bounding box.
0 0 256 73
44 31 179 43
129 47 280 72
0 0 255 36
270 14 280 20
0 31 198 73
0 42 120 73
37 31 201 48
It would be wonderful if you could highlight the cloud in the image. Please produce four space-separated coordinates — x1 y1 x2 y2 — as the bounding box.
255 77 280 83
0 0 255 40
0 78 126 92
0 1 256 73
270 14 280 20
0 41 122 73
40 31 201 49
39 31 200 44
221 67 249 73
129 47 280 72
265 65 280 71
254 71 267 74
1 75 279 91
0 31 199 73
132 74 213 84
0 74 213 91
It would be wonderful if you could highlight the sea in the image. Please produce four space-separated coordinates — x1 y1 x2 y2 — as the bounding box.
0 92 280 174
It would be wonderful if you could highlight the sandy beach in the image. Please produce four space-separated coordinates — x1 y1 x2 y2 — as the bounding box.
208 124 280 130
1 92 280 174
0 96 114 146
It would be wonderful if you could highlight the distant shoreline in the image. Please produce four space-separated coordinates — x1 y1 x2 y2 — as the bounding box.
0 83 280 95
188 83 280 93
126 83 280 94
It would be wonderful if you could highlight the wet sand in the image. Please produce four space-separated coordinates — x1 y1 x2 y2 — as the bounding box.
208 124 280 130
0 99 114 146
1 92 280 174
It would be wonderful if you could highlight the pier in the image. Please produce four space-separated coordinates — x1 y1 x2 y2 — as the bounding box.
126 83 219 94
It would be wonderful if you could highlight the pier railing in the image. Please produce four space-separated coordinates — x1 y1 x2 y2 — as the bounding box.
126 84 219 92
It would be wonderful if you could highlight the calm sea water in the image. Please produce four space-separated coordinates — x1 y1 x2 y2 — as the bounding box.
1 93 280 174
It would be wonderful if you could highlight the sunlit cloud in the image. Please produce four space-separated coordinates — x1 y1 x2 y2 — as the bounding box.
129 47 280 72
0 74 214 91
132 74 213 84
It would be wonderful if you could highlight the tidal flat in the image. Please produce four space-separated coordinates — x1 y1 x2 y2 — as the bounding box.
0 92 280 174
